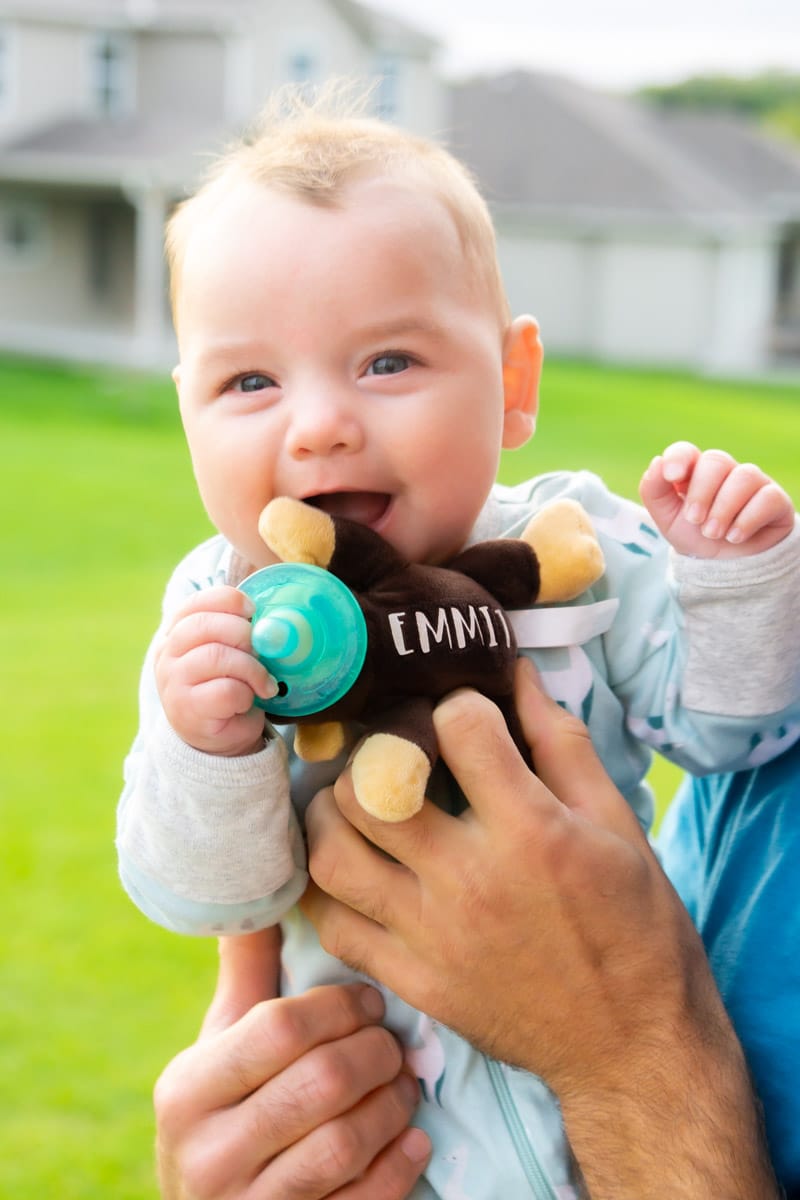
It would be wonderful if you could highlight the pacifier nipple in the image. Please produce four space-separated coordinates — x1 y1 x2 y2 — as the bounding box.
251 607 314 666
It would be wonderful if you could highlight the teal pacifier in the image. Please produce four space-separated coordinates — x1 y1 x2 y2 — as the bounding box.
238 563 367 718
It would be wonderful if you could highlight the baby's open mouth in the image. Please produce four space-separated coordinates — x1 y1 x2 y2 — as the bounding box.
305 491 391 527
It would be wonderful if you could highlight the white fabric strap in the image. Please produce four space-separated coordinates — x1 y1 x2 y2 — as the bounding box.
508 598 619 649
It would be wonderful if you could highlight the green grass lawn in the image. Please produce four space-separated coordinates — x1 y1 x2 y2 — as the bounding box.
2 353 798 1197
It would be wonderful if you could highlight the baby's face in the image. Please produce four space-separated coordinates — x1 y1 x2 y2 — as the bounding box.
173 175 513 568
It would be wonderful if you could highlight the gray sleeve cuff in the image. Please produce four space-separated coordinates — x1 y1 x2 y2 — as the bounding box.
671 518 800 716
118 714 303 912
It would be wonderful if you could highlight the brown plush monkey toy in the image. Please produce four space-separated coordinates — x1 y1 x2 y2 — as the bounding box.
245 496 604 822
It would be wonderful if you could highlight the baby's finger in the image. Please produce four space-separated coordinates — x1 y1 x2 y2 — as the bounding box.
189 676 269 723
659 441 700 486
680 449 737 526
163 585 255 633
639 455 675 503
164 610 257 660
695 462 770 539
724 481 796 544
175 642 274 702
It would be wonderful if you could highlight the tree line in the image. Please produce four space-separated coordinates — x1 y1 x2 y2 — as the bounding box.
636 71 800 143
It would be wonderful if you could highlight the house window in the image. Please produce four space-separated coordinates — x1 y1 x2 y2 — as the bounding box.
0 200 47 267
0 24 14 115
284 43 320 97
280 28 323 92
89 32 132 117
374 54 400 121
288 49 316 84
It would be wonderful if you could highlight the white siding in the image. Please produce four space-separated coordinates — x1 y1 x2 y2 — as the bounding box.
706 236 777 373
594 239 714 365
498 226 602 355
0 24 88 135
0 22 17 124
136 30 225 122
498 219 777 371
242 0 367 113
391 57 446 138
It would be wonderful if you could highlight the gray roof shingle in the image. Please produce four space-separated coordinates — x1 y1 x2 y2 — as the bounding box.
447 70 800 225
0 114 227 188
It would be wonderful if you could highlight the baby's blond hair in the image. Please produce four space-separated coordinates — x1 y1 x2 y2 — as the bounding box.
165 80 510 328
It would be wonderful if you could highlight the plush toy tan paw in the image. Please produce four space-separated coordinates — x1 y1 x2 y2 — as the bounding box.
258 496 335 568
294 721 347 762
351 733 430 821
521 499 604 603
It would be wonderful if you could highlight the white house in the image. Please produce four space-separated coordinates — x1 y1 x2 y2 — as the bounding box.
450 71 800 375
0 0 443 368
0 6 798 375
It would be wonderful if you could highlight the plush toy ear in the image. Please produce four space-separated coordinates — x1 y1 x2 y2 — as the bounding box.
502 315 542 450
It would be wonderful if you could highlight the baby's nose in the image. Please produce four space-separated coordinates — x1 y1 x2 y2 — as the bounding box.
285 391 365 459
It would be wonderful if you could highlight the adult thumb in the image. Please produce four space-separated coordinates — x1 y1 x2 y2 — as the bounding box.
514 657 651 848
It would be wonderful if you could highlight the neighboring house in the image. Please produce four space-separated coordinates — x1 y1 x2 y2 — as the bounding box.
448 71 800 374
0 0 443 368
1 10 799 376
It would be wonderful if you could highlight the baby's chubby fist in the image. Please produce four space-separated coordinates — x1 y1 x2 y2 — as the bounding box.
154 584 277 756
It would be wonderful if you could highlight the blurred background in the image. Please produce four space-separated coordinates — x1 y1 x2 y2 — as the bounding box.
1 1 799 1195
1 0 799 372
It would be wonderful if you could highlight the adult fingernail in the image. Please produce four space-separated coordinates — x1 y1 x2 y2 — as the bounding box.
399 1127 432 1164
359 985 385 1020
397 1071 420 1107
518 656 540 685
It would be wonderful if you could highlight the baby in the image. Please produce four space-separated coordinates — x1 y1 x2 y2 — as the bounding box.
118 85 800 1198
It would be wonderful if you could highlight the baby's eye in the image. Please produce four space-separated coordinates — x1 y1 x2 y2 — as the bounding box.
233 373 276 393
366 354 412 376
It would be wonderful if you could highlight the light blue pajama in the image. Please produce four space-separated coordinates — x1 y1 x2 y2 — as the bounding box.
118 471 800 1199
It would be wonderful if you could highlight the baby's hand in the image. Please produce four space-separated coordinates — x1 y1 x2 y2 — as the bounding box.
154 586 276 756
640 442 795 559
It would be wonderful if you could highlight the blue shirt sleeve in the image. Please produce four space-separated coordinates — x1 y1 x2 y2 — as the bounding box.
658 740 800 1194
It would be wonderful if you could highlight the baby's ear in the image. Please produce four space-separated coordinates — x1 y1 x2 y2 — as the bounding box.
171 364 182 394
502 315 542 449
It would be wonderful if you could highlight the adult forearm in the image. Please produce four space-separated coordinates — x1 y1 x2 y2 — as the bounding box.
561 1011 779 1199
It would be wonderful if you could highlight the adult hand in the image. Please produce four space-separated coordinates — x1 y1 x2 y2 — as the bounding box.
302 659 779 1199
154 927 431 1200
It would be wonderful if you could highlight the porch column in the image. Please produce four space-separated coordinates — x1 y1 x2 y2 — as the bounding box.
127 182 172 365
